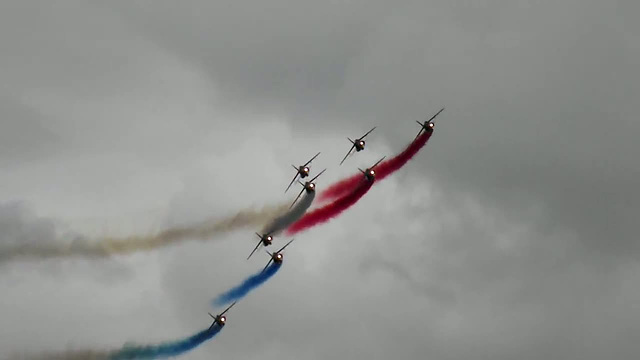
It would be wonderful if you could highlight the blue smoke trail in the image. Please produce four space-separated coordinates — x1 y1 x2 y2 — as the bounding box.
212 262 282 307
108 325 222 360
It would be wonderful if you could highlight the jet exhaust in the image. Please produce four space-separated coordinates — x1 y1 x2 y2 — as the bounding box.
260 191 316 236
0 203 289 263
12 325 223 360
212 262 282 307
319 131 433 202
285 179 373 235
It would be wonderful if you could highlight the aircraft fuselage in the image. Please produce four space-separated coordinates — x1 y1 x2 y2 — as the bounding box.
364 169 376 182
298 166 310 177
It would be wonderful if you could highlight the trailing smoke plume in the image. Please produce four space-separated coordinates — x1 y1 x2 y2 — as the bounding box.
108 325 222 360
212 262 282 307
260 191 315 236
319 131 433 202
0 202 288 263
9 350 111 360
286 180 373 235
14 325 222 360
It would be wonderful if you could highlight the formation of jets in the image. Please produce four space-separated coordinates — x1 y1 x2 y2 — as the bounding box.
210 108 444 329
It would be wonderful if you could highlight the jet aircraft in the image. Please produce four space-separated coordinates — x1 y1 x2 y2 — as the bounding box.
208 301 236 329
415 107 445 140
358 157 386 182
290 168 326 209
247 232 275 260
340 127 377 165
262 238 294 272
285 152 321 193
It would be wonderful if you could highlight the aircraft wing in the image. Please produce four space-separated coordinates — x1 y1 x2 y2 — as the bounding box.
427 107 445 123
262 257 274 273
303 152 321 167
414 121 425 140
247 239 263 260
371 156 386 169
360 126 377 140
309 168 327 183
290 186 305 209
285 172 299 193
340 143 356 165
219 301 237 316
276 238 295 253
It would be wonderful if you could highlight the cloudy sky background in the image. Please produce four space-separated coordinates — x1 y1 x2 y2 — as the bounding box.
1 0 639 359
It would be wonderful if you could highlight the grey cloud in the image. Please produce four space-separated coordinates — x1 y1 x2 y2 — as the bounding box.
2 1 640 360
0 202 57 248
106 0 640 257
354 181 640 360
0 201 133 282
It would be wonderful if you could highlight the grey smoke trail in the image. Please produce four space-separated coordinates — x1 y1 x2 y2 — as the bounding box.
0 202 288 262
260 191 315 236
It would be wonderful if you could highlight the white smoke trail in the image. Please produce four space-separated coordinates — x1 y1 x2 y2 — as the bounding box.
260 191 315 236
0 203 288 263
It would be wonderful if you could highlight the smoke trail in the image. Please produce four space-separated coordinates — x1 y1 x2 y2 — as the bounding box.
319 131 433 202
212 262 282 307
285 180 373 235
15 325 223 360
260 191 315 236
11 325 222 360
0 203 288 263
9 350 111 360
108 325 222 360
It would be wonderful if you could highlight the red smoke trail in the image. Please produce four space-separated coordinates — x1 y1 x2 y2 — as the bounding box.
285 180 373 235
319 131 433 202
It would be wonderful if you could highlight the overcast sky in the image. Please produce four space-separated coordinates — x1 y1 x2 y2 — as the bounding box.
1 0 639 359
